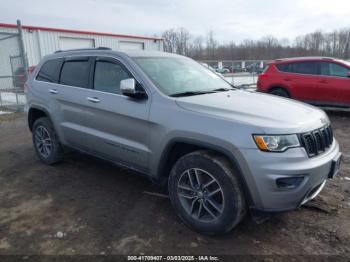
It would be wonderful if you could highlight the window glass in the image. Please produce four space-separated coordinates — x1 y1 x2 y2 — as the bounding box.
36 59 63 83
320 62 349 77
94 61 131 94
60 60 90 88
133 57 232 96
276 63 292 72
291 61 318 75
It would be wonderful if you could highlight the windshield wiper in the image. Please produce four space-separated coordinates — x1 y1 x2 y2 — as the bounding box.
169 91 216 97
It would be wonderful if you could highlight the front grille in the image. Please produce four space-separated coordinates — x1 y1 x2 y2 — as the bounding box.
301 125 334 157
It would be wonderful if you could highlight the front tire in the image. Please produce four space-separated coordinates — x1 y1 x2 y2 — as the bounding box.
32 117 63 165
168 150 246 235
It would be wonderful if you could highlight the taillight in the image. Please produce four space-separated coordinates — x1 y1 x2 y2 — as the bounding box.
257 73 268 89
258 72 268 79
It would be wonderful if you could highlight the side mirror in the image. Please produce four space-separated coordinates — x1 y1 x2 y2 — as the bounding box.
120 78 147 99
347 72 350 78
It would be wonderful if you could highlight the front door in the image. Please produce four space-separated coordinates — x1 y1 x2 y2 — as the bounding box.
83 56 151 172
318 61 350 106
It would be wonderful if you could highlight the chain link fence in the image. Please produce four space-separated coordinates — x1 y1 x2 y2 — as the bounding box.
0 21 27 113
199 60 269 89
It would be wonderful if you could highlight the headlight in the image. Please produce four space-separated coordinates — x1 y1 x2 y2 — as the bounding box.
253 134 300 152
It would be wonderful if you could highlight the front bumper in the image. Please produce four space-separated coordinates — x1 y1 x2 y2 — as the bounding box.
240 139 341 211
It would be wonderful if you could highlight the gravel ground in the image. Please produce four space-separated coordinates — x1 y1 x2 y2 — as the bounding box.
0 111 349 258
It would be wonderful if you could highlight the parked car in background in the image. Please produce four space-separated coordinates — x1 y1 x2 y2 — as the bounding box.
26 49 341 235
246 62 264 74
228 65 244 73
13 67 27 88
215 67 230 74
200 62 217 73
257 57 350 108
13 65 36 89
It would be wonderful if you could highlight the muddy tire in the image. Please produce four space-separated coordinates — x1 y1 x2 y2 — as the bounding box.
32 117 63 165
168 150 246 235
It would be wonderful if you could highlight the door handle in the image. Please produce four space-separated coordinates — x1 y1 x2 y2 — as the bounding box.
49 89 58 94
283 78 292 82
319 80 328 84
87 97 101 103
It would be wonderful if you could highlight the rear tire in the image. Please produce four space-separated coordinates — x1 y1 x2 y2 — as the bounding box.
32 117 63 165
168 150 246 235
269 88 289 98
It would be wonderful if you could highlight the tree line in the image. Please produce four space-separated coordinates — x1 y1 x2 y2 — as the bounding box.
161 27 350 61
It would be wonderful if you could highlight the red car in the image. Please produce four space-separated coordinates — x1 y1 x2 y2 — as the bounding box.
257 57 350 107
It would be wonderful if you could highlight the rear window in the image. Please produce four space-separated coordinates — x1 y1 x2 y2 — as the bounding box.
276 63 292 72
292 61 318 75
36 59 63 83
60 60 90 88
276 61 318 75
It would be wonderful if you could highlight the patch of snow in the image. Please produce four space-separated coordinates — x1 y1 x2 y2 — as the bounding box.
225 74 257 87
0 92 26 106
0 111 12 115
54 231 66 238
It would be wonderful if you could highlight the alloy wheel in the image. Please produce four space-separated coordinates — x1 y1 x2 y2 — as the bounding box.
177 168 224 222
34 126 53 158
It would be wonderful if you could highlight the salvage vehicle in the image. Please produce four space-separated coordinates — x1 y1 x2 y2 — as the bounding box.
257 57 350 108
25 48 342 235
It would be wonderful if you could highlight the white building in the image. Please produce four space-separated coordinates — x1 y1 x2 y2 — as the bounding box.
0 22 164 67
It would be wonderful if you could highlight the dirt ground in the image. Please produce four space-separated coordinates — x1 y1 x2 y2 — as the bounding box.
0 111 349 258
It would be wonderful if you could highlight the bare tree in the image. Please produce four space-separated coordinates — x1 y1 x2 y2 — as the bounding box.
206 30 217 59
175 28 191 55
162 27 350 60
162 27 191 55
162 28 177 53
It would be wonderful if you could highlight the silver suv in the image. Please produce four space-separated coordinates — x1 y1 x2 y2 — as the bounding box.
25 48 342 235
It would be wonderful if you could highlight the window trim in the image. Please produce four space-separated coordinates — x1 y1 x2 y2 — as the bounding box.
319 61 350 79
34 55 150 97
58 57 93 89
275 61 320 76
91 56 147 97
35 58 64 84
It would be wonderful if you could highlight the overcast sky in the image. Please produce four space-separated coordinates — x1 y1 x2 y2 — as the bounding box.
0 0 349 43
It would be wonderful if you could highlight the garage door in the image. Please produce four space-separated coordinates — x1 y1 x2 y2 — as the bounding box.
59 37 95 50
119 41 144 50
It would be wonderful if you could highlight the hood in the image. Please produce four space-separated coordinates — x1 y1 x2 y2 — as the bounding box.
175 90 329 134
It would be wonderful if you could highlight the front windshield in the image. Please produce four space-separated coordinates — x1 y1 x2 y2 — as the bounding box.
133 56 233 96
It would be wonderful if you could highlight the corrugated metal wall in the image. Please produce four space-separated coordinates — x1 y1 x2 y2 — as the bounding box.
0 25 163 66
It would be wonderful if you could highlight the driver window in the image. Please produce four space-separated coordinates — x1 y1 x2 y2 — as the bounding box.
94 61 131 94
320 62 349 78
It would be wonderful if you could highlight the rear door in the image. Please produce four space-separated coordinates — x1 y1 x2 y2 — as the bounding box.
287 61 319 101
83 56 151 172
54 56 93 151
318 61 350 106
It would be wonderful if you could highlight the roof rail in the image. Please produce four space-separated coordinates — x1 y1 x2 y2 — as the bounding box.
54 47 112 53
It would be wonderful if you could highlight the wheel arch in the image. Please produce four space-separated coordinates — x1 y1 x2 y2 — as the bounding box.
28 106 51 131
156 138 254 207
267 85 292 97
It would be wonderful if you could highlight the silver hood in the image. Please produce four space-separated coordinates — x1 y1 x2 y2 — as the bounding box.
175 90 329 134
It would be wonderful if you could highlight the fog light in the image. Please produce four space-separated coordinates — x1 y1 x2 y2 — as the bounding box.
276 176 304 189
